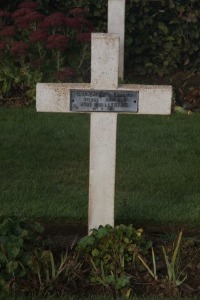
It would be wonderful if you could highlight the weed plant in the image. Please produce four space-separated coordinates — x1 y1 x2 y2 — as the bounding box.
78 224 152 297
0 218 196 298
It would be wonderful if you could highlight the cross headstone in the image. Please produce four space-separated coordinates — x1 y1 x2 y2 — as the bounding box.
36 33 172 233
108 0 125 79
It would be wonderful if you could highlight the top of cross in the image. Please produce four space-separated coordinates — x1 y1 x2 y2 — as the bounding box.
37 33 172 115
108 0 126 79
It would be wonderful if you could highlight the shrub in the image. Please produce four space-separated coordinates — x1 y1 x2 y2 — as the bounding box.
0 219 194 298
34 0 200 78
0 216 45 294
77 224 152 297
1 0 199 105
0 1 93 102
0 216 85 297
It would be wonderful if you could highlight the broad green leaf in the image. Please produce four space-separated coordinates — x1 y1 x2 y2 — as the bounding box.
78 235 95 248
123 237 130 244
21 253 33 268
116 275 130 289
0 253 6 263
92 248 99 257
6 261 18 274
29 221 44 234
158 22 169 35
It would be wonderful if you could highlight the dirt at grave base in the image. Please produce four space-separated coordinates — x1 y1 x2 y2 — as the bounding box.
41 221 200 298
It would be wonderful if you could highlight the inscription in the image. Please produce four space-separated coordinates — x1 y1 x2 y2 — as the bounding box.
70 90 139 112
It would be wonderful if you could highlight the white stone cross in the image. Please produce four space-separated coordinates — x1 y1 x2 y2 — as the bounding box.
108 0 125 79
36 33 172 232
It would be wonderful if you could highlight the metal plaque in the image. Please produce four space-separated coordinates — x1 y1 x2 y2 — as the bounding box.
70 89 139 112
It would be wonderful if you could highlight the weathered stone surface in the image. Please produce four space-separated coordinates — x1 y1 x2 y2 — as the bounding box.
119 84 172 115
91 33 119 90
89 113 117 229
37 83 172 115
36 83 90 113
108 0 125 79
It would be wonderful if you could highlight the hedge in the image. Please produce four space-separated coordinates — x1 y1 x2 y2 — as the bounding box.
0 0 199 105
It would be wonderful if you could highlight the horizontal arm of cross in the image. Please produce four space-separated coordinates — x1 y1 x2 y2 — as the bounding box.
36 83 172 115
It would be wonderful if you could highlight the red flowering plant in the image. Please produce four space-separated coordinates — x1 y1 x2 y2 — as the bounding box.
0 3 44 100
38 7 93 82
0 1 94 102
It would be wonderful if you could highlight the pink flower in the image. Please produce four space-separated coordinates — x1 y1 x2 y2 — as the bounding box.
76 32 91 42
46 34 69 50
29 29 48 43
25 11 44 22
12 8 34 19
65 17 81 29
14 11 44 29
76 17 93 31
10 41 28 56
18 1 39 9
56 67 76 81
0 26 16 37
0 11 11 18
42 12 66 27
14 17 30 29
69 8 87 15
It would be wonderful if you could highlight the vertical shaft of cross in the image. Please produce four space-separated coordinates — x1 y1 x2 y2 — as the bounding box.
108 0 125 80
88 33 119 232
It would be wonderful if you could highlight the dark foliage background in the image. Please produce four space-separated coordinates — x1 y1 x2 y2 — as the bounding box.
1 0 200 105
2 0 199 73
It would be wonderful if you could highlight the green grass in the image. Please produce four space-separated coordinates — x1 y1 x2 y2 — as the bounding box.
1 106 200 225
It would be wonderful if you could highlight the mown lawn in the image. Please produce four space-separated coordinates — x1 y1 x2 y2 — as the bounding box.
1 106 200 226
